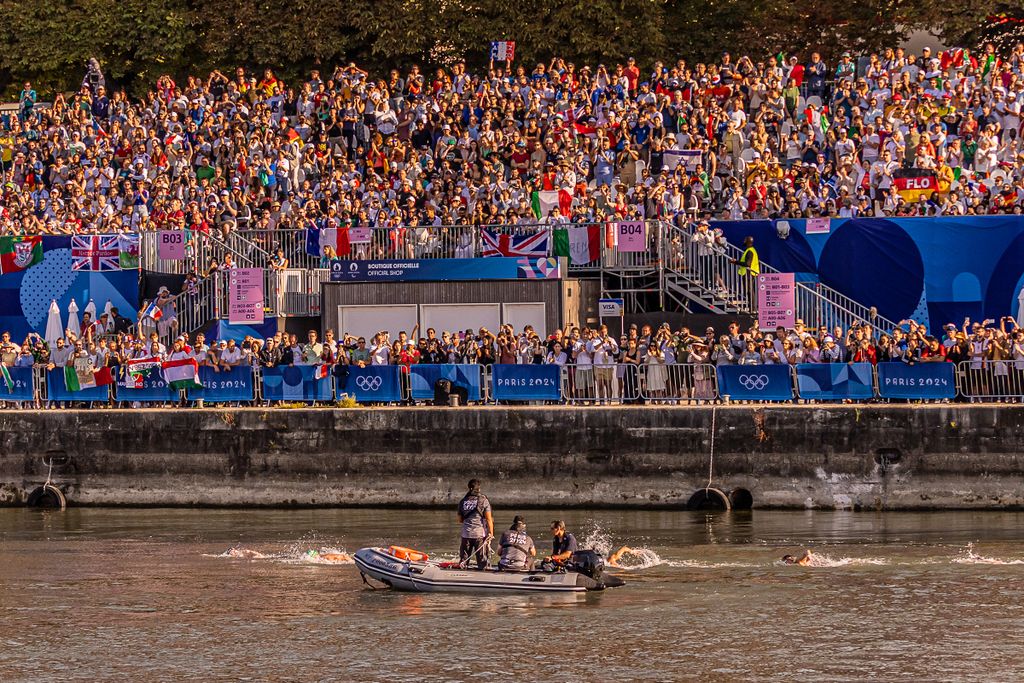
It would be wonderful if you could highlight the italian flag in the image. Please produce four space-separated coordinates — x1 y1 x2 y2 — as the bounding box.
162 357 203 390
531 190 573 220
553 225 602 265
63 365 114 392
0 236 44 275
124 357 162 388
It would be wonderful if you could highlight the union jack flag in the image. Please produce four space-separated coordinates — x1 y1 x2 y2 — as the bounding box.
481 229 549 258
71 235 121 271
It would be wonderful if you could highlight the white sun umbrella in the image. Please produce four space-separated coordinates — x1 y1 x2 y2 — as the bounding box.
103 299 115 332
44 299 63 346
67 299 81 338
84 299 97 327
1017 285 1024 328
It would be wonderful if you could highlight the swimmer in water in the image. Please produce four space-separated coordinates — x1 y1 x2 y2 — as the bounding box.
607 546 640 568
305 549 352 563
226 548 267 559
781 550 813 566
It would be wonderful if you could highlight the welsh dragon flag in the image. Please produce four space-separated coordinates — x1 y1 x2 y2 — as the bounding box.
162 356 203 390
123 357 162 388
553 225 602 265
531 190 573 220
63 364 114 392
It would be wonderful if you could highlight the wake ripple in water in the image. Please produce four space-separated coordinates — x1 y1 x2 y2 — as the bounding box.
952 543 1024 565
792 553 889 568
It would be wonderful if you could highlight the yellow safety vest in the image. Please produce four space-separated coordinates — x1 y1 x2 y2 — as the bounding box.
738 247 760 276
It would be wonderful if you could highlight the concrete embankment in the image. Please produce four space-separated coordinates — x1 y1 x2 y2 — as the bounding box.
1 406 1023 510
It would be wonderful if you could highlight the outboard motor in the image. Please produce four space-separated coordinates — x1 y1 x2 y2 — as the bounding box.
570 550 606 584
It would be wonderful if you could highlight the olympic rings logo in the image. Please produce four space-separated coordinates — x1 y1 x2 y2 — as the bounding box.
356 375 383 391
738 374 769 390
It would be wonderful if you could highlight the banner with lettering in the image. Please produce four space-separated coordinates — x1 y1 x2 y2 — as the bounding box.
114 370 178 403
616 221 647 252
229 268 264 324
876 362 956 399
490 364 561 401
715 364 794 401
795 362 874 400
0 366 35 402
187 366 255 402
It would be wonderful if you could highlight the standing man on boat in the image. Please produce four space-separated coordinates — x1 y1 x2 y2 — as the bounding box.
457 479 493 569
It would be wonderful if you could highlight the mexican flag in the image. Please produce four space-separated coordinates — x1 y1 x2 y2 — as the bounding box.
162 356 203 390
531 190 573 220
0 236 44 275
124 356 162 388
553 225 602 265
63 364 114 392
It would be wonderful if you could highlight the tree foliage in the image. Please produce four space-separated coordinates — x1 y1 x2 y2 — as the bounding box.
0 0 1016 98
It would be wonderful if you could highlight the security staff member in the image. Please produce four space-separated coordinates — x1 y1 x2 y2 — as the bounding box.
498 516 536 570
457 479 494 569
545 520 578 563
730 235 759 310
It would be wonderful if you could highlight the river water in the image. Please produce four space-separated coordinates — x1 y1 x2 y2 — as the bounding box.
2 508 1023 681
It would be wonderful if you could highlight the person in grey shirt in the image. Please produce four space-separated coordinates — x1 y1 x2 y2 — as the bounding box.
498 516 536 570
457 479 493 569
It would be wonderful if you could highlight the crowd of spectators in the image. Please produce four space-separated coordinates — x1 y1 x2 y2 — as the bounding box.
3 43 1024 244
2 315 1022 407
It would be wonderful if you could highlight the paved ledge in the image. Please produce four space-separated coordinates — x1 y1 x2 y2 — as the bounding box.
1 405 1022 509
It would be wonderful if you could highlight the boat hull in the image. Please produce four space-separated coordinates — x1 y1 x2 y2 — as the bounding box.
354 547 607 593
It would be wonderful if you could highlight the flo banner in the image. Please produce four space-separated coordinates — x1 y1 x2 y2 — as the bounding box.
339 365 403 403
187 366 255 402
795 363 874 400
876 362 956 400
409 364 482 402
716 364 794 401
261 365 334 402
490 364 561 401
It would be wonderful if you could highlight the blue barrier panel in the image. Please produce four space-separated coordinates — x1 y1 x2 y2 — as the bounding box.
188 366 255 402
114 368 178 403
409 364 482 402
261 365 334 402
716 364 794 401
339 365 404 403
796 363 874 400
1 366 35 402
491 364 561 401
46 369 109 402
877 362 956 400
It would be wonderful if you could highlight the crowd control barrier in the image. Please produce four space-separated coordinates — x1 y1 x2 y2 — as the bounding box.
188 366 256 403
338 365 404 403
115 371 179 403
956 360 1024 401
795 363 874 401
716 364 795 401
2 367 36 403
877 362 957 400
639 363 718 402
45 368 110 403
561 363 640 403
409 364 483 403
261 365 334 402
491 364 561 401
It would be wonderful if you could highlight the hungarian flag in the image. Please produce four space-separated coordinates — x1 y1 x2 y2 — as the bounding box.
553 225 602 265
0 365 14 393
894 169 939 202
0 236 43 275
123 357 162 388
162 357 203 390
531 190 573 219
63 364 114 392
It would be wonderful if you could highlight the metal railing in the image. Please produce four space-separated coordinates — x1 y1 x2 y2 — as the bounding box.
956 360 1024 401
638 363 719 402
560 363 641 404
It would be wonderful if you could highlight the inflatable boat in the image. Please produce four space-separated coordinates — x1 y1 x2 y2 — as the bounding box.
354 545 625 593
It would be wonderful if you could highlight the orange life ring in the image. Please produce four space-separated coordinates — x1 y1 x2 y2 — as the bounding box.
388 545 429 562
